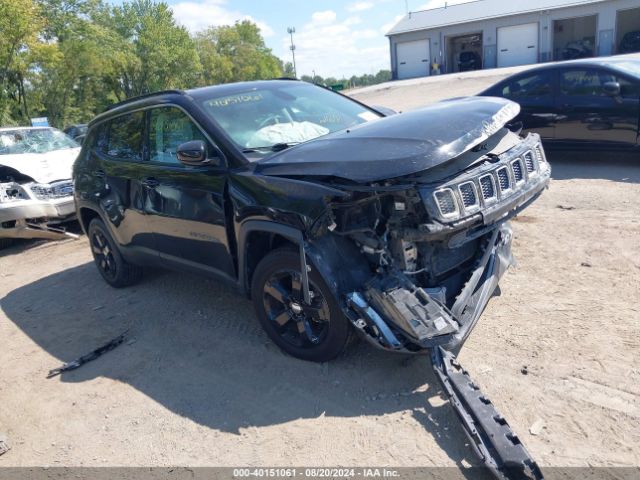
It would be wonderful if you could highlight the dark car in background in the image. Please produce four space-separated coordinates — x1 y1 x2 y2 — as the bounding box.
479 57 640 152
458 51 481 71
619 31 640 54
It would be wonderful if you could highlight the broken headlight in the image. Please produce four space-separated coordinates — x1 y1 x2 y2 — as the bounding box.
0 182 30 203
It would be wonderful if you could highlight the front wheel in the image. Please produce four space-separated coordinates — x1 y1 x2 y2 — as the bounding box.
88 218 142 288
251 248 350 362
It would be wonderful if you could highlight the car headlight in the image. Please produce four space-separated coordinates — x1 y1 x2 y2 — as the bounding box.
0 182 30 203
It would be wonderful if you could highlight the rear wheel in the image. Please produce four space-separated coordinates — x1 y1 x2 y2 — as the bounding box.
251 248 350 362
88 218 142 288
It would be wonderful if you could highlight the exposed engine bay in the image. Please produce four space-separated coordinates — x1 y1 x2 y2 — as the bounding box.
307 129 550 355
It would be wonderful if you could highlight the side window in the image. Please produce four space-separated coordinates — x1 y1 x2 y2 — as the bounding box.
95 123 109 154
149 107 209 165
104 112 144 161
560 69 613 97
502 72 553 100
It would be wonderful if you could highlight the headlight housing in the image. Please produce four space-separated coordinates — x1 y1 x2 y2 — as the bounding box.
0 182 30 203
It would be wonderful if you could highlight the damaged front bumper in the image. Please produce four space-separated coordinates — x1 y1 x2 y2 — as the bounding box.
0 197 78 240
431 346 543 480
345 222 513 354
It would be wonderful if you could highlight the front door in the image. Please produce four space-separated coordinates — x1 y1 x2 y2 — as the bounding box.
142 106 235 279
554 67 640 149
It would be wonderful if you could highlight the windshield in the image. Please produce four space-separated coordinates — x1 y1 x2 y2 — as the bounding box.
199 82 381 158
0 128 79 155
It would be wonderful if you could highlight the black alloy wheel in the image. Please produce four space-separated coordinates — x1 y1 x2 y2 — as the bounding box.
262 269 330 348
251 248 351 362
88 218 142 288
91 229 117 281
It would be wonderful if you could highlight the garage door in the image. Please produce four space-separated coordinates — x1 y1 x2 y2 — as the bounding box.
498 23 538 67
397 40 430 79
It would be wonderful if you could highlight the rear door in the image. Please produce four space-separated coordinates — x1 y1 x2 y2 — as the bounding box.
554 67 639 148
92 111 157 256
142 105 235 280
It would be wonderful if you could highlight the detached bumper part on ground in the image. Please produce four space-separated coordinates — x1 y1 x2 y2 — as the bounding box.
432 347 544 480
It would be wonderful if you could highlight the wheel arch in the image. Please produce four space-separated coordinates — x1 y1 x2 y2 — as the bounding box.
238 220 372 304
78 206 101 234
238 220 306 297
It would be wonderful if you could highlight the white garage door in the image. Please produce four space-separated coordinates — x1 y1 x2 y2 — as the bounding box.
498 23 539 67
397 39 430 79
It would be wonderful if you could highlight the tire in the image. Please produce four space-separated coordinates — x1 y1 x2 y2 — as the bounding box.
88 218 142 288
0 238 13 250
251 248 351 362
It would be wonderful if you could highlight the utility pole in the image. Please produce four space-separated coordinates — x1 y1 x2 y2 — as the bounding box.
287 27 297 78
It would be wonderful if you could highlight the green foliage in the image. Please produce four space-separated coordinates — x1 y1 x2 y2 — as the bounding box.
301 70 392 90
194 20 283 85
0 0 385 129
0 0 43 125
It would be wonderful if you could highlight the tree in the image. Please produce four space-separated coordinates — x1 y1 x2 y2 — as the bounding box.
194 20 282 86
104 0 201 99
282 62 295 78
0 0 43 124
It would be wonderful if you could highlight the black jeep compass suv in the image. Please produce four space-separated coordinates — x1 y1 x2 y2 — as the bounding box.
74 80 549 479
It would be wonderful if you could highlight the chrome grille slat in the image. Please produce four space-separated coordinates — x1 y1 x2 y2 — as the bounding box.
496 167 511 192
458 182 478 210
479 175 496 201
523 151 536 173
30 181 74 200
511 158 524 183
434 188 458 217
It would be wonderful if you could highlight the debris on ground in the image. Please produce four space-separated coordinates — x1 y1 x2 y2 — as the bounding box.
529 418 545 436
521 366 529 375
581 262 592 267
0 433 10 457
46 331 128 378
556 205 576 210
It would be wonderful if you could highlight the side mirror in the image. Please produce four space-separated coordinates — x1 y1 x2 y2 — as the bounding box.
176 140 221 167
602 81 621 97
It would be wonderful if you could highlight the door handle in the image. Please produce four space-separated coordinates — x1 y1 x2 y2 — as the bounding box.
93 169 106 178
141 177 159 188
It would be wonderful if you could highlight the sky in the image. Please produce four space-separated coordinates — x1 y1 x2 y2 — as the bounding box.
108 0 470 78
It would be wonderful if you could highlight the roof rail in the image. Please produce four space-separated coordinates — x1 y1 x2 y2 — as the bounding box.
273 77 300 81
105 89 185 111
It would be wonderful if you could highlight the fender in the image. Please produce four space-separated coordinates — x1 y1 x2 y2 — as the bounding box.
237 220 309 300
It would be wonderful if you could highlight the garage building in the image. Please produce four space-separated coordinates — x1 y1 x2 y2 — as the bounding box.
387 0 640 80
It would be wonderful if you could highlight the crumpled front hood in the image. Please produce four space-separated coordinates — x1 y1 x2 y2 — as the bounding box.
255 97 519 183
0 147 80 184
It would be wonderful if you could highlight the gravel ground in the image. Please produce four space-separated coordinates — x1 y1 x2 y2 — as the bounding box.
0 66 639 470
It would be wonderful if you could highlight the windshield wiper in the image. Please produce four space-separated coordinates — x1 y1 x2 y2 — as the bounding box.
242 142 300 154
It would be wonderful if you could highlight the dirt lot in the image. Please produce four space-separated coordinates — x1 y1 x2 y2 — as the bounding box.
1 71 639 470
